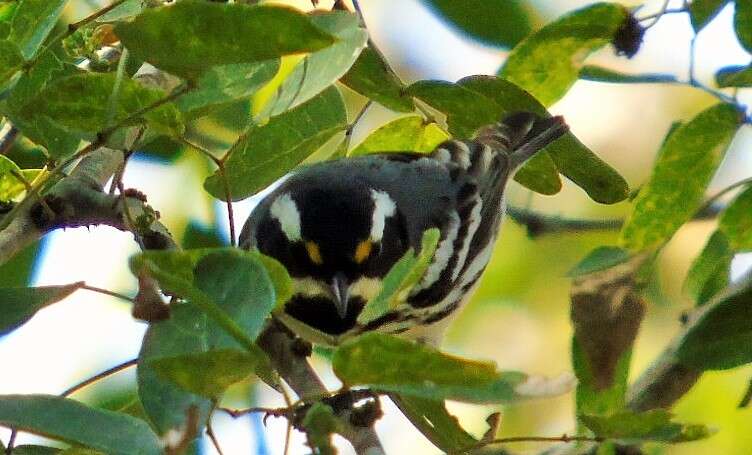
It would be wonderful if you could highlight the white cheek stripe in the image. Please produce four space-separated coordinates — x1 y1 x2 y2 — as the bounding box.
413 211 460 293
270 193 302 241
369 189 396 242
451 196 482 281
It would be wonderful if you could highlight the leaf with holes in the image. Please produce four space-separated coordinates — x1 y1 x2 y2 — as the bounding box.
115 1 335 79
205 86 347 201
260 11 367 117
421 0 531 48
500 3 629 106
621 104 742 250
340 46 415 112
349 116 448 156
0 395 162 455
0 282 83 336
333 333 573 403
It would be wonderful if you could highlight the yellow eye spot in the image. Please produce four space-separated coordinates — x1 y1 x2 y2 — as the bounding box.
305 241 323 265
354 240 373 264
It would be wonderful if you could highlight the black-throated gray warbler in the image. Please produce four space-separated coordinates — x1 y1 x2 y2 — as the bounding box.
240 112 568 345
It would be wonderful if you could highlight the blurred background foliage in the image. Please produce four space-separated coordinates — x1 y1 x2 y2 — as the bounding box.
1 0 752 454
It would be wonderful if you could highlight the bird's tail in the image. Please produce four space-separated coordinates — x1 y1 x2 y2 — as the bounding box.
474 112 569 169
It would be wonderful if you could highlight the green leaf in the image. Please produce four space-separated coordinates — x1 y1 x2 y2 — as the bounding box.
579 65 678 84
349 116 449 156
181 222 225 249
332 333 573 403
114 1 336 79
620 103 742 250
358 228 440 325
205 85 347 201
568 246 631 277
0 395 161 455
302 403 343 454
0 155 24 202
20 73 184 138
0 39 23 86
258 254 293 308
148 349 261 398
719 185 752 250
0 241 39 287
137 303 213 435
408 75 629 202
690 0 732 31
390 396 477 452
95 0 145 23
715 64 752 87
0 282 82 336
3 50 81 158
684 230 733 305
676 277 752 370
11 445 62 455
580 409 714 443
340 46 415 112
7 0 68 59
734 0 752 53
500 3 628 106
573 339 631 418
176 60 280 119
421 0 531 48
261 11 367 116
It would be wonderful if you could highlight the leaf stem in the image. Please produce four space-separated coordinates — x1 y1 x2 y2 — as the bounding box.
59 358 138 397
68 0 129 33
455 434 603 453
206 419 226 455
80 284 134 303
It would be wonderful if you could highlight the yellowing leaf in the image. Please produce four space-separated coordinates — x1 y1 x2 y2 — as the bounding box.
349 116 449 156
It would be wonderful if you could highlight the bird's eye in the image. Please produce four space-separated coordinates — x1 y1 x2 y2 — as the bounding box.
354 240 373 264
305 241 323 265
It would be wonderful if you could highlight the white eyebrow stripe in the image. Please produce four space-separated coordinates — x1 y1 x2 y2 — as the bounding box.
369 189 397 241
270 193 302 241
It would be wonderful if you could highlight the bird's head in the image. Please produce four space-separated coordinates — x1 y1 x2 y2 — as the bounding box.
250 184 409 335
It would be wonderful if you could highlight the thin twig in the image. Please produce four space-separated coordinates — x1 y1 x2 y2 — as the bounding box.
80 284 134 303
219 406 289 419
506 206 623 238
9 169 55 220
69 0 129 32
455 434 603 454
739 378 752 408
5 429 16 455
60 358 138 397
206 420 226 455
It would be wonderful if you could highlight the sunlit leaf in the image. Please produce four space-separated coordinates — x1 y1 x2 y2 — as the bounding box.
205 85 347 201
358 229 440 325
7 0 68 59
114 1 335 79
0 39 23 86
690 0 731 31
261 11 367 116
684 230 733 305
19 73 184 138
333 333 573 403
95 0 145 23
148 349 261 398
176 60 280 119
0 395 161 454
579 65 677 84
580 409 714 443
500 3 629 106
734 0 752 53
568 246 631 277
715 64 752 87
340 46 415 112
349 116 448 156
620 103 742 250
421 0 531 48
0 282 83 336
676 275 752 369
719 185 752 250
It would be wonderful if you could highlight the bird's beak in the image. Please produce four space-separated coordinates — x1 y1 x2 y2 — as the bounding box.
331 272 350 319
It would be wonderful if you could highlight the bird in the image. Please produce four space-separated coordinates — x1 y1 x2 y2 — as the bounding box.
240 112 568 345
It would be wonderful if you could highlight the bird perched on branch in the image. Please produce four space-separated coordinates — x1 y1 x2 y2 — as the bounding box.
240 112 568 345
